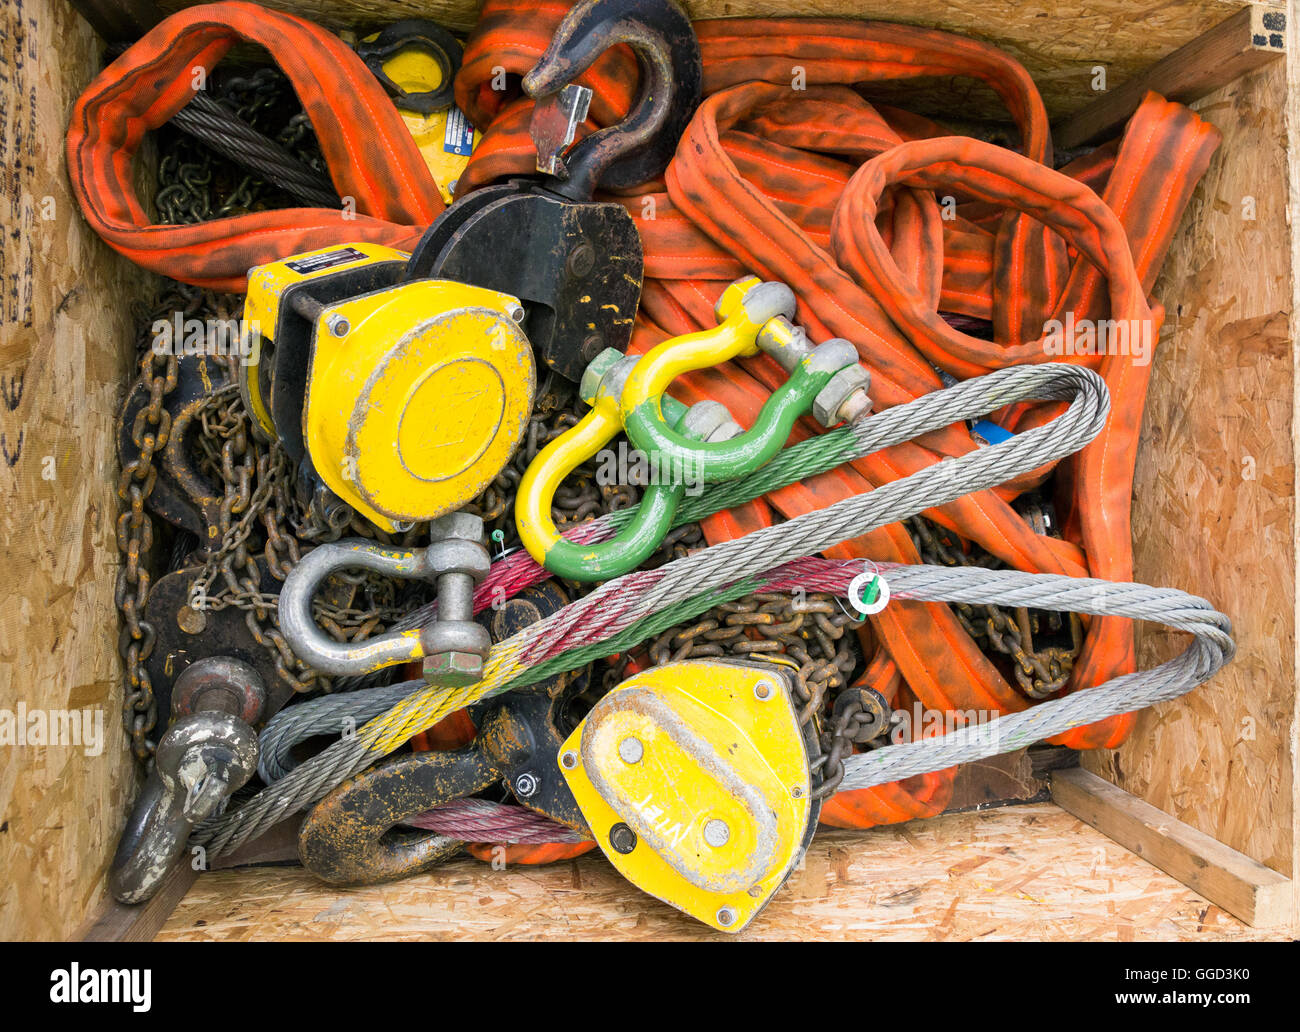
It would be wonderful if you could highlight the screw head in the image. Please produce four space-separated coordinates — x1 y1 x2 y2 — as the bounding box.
716 906 738 928
703 819 731 848
560 750 578 770
753 680 774 701
514 772 540 798
326 313 350 338
609 823 637 855
618 737 644 764
567 241 596 279
581 333 605 361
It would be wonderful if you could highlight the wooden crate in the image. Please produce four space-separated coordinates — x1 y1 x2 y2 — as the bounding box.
1 0 1296 941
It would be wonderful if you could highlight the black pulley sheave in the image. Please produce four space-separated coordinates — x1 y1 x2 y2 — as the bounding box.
405 0 703 382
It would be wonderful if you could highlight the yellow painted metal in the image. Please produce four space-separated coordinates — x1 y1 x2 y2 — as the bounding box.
398 109 480 205
242 242 410 443
305 279 535 532
559 659 814 933
514 372 624 564
617 276 767 425
245 244 535 531
365 32 479 203
380 46 447 96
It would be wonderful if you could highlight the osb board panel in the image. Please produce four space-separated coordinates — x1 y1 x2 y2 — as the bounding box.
1084 62 1295 878
157 804 1292 941
156 0 1248 122
0 0 149 939
1289 0 1300 912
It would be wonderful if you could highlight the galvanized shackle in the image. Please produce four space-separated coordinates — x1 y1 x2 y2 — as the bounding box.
524 0 702 198
279 513 491 683
515 349 741 581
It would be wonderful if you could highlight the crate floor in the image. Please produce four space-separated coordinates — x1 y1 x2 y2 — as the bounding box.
156 804 1288 941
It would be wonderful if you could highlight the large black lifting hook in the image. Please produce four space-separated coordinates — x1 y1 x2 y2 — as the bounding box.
296 581 595 886
405 0 702 382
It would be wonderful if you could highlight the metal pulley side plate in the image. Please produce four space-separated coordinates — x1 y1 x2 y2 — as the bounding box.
558 659 815 932
406 180 644 381
305 279 536 531
142 565 292 723
243 243 411 453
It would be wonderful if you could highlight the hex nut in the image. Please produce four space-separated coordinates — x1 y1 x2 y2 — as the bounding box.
812 365 872 427
427 511 486 545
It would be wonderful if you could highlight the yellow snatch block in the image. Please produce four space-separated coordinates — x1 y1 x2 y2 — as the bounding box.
558 659 819 933
305 279 535 532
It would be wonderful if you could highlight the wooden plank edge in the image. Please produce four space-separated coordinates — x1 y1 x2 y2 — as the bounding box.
1051 768 1295 929
71 814 307 940
1054 6 1287 150
75 864 198 943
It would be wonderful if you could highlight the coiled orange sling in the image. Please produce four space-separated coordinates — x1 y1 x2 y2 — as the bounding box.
66 1 445 292
454 2 1221 806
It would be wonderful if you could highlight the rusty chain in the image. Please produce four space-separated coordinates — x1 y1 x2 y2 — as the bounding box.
155 67 328 226
905 511 1083 699
599 589 865 797
114 312 182 764
115 285 415 765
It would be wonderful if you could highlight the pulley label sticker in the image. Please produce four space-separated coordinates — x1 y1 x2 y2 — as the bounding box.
286 247 369 275
444 107 476 156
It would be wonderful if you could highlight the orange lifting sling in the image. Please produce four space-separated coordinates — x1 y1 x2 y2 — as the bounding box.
66 1 445 291
453 0 1221 768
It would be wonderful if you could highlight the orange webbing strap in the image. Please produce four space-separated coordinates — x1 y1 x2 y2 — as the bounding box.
66 1 445 291
457 5 1221 752
694 477 955 828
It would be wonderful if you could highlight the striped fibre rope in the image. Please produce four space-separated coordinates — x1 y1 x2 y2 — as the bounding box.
261 555 1234 834
324 390 873 693
373 357 1105 636
190 362 1107 858
384 409 877 634
403 798 589 844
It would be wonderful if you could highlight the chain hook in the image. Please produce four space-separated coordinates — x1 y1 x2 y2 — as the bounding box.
523 0 702 199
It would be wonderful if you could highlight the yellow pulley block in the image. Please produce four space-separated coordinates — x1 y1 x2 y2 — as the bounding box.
558 659 821 933
244 243 535 532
